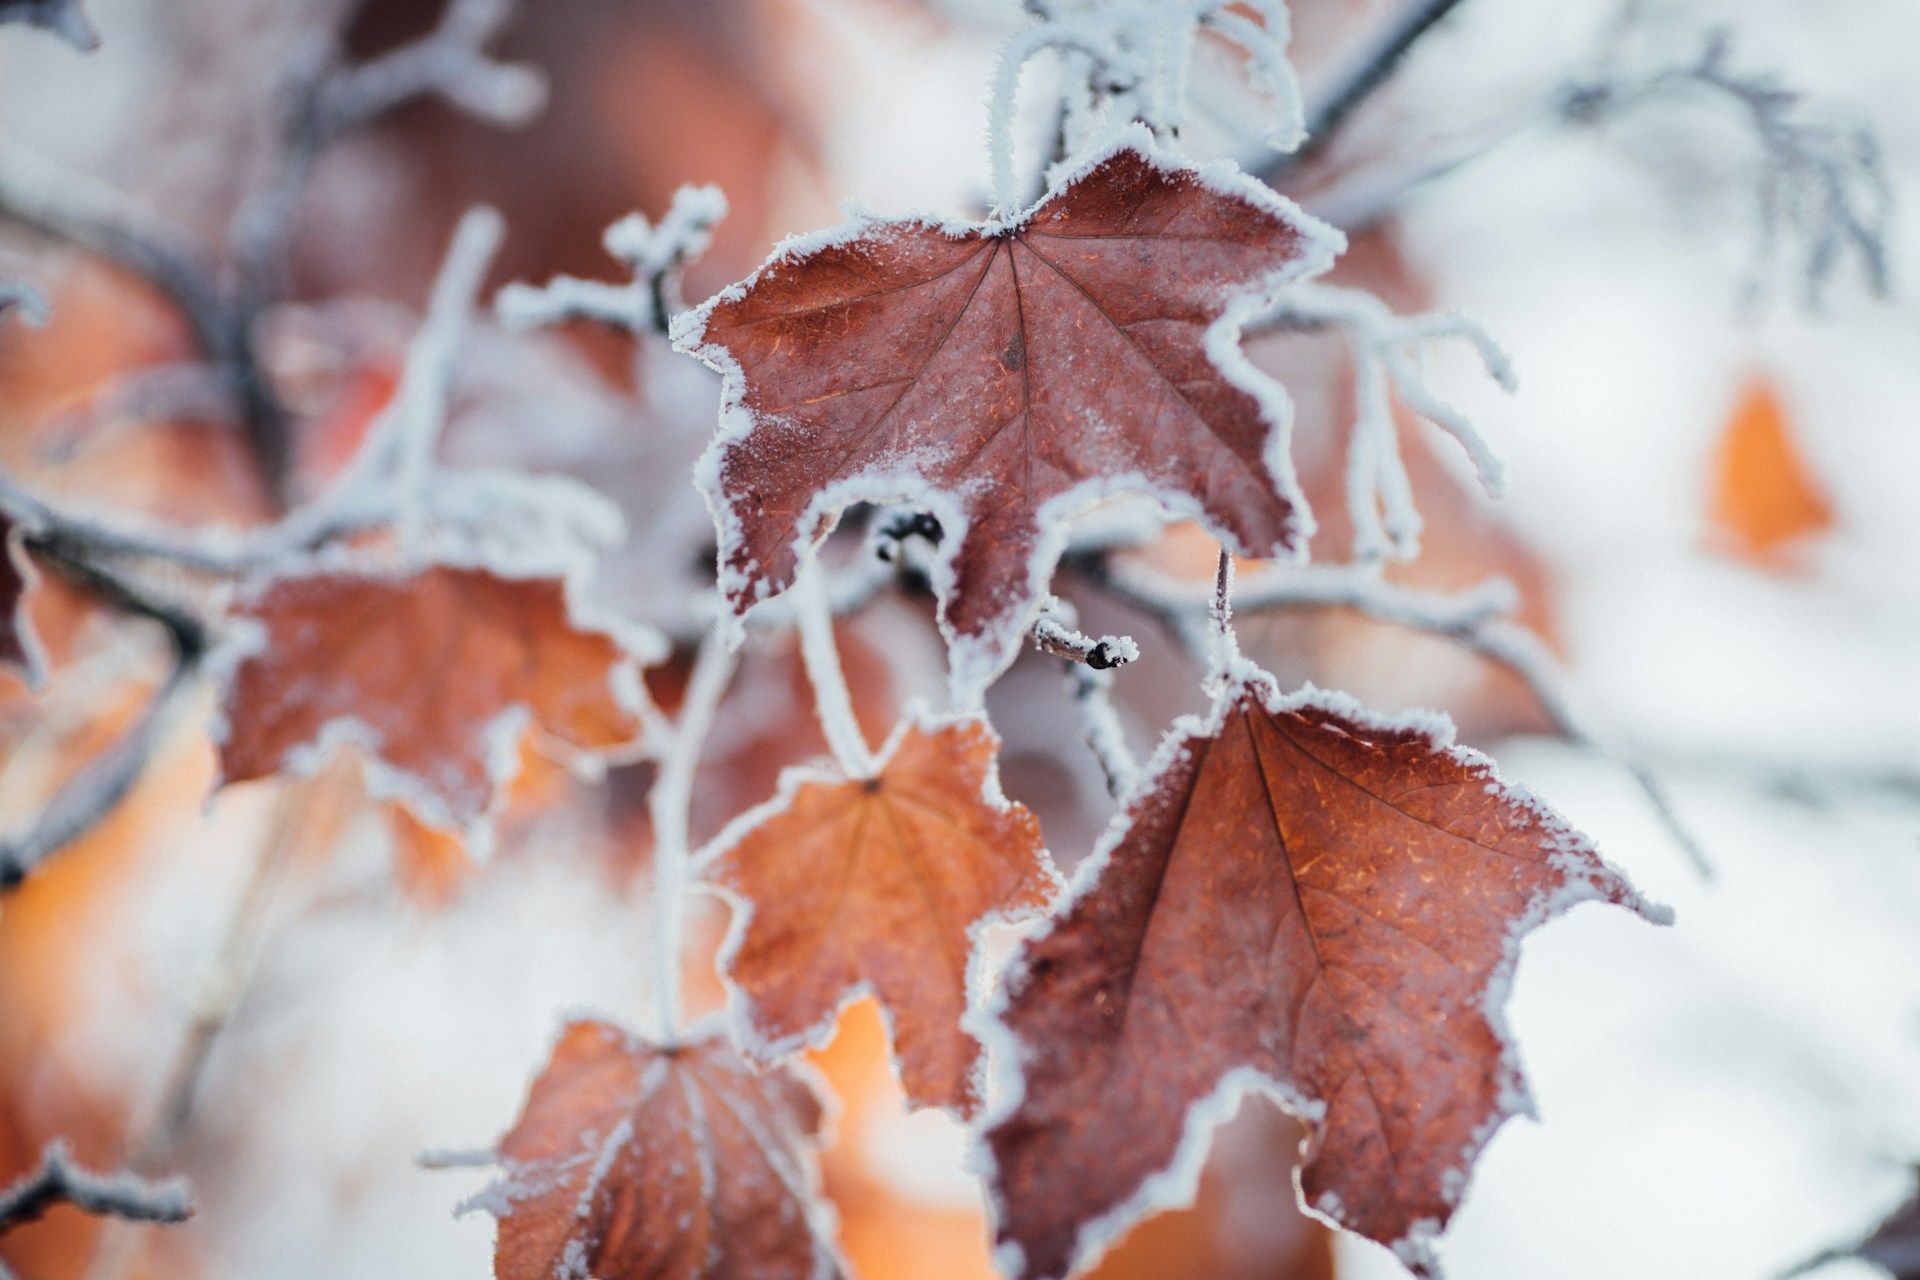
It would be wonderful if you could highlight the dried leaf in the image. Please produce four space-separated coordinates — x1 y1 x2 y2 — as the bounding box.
980 668 1666 1279
675 129 1339 700
1707 378 1834 568
218 564 651 833
706 715 1058 1116
480 1021 843 1280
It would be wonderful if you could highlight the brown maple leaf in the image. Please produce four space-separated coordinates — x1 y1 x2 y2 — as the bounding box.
673 129 1341 701
477 1021 844 1280
703 714 1059 1116
218 563 653 833
978 668 1667 1279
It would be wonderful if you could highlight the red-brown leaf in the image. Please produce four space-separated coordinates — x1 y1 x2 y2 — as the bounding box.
218 564 649 831
482 1021 843 1280
980 668 1665 1279
675 131 1339 699
706 715 1058 1116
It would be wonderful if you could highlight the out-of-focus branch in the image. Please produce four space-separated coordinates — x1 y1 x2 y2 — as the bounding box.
0 277 47 324
0 538 207 892
1075 554 1714 876
1302 20 1892 307
0 206 512 582
232 0 542 307
0 145 243 382
0 1141 188 1279
1565 27 1891 305
1265 0 1469 182
0 0 98 52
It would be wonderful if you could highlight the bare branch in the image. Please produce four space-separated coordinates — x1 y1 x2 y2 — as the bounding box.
1266 0 1469 181
232 0 542 305
0 0 98 52
1562 26 1892 305
0 538 208 892
1078 556 1713 877
0 1142 189 1257
1066 661 1136 799
1301 18 1892 308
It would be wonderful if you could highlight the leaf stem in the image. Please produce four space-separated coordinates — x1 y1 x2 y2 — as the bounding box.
646 627 737 1041
792 554 877 779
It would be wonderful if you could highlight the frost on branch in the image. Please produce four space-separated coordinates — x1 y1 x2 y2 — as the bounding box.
701 713 1059 1116
470 1021 844 1280
991 1 1304 210
0 0 96 51
673 127 1341 704
978 663 1667 1280
0 1141 190 1275
0 513 47 689
1563 24 1891 306
498 186 728 337
217 563 656 840
1258 281 1515 563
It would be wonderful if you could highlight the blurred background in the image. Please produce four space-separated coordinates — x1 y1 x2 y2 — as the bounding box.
0 1 1916 1278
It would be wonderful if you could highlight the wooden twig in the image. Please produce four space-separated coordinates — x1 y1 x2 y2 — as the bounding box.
1264 0 1469 182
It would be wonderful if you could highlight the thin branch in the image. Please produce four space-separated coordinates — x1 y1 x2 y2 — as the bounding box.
1254 280 1514 563
1065 662 1136 799
0 540 208 892
498 188 726 338
0 206 507 580
231 0 542 309
792 554 877 779
1265 0 1469 181
1031 599 1137 671
0 0 97 51
1080 556 1713 877
646 627 737 1042
0 277 48 325
0 1142 188 1246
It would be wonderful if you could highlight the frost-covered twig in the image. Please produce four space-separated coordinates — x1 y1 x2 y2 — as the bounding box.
0 0 97 51
792 555 878 778
1031 598 1137 671
0 207 514 578
232 0 541 300
1304 20 1891 309
1266 0 1468 181
1082 556 1713 876
989 0 1303 213
498 188 727 338
1065 662 1136 799
647 627 737 1041
0 541 207 892
1563 25 1891 305
0 1142 188 1255
0 145 266 438
1256 282 1514 562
